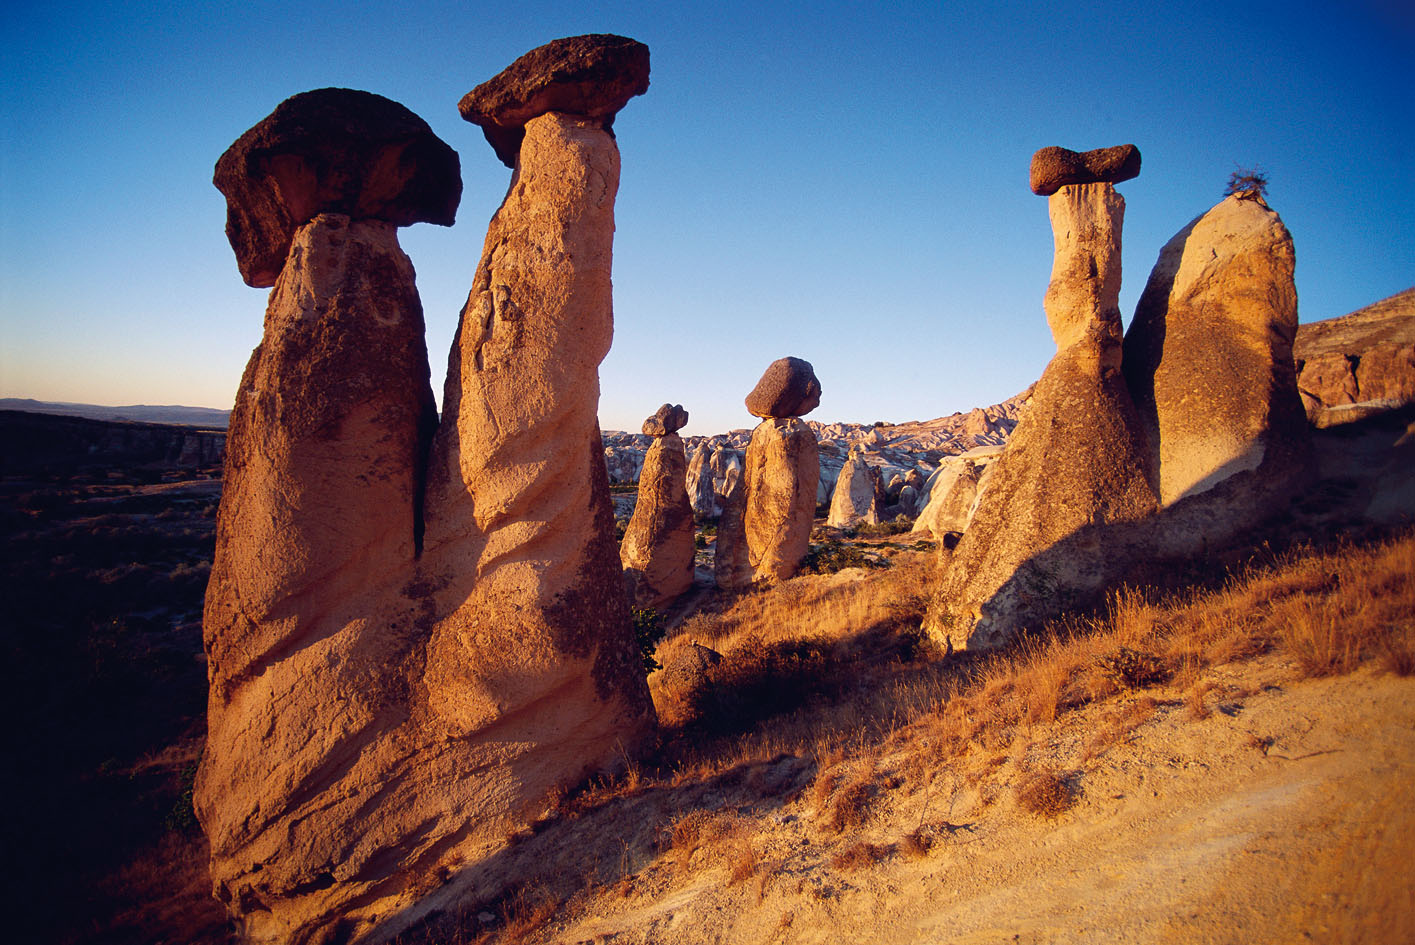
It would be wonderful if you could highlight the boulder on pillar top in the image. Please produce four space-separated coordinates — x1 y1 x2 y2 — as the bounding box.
745 357 822 419
643 403 689 436
214 88 462 287
459 33 651 168
1030 144 1141 196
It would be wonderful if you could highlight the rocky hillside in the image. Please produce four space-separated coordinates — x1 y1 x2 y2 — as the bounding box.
1295 287 1415 427
0 410 226 476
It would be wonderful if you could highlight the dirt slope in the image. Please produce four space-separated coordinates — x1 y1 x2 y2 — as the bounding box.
538 657 1413 945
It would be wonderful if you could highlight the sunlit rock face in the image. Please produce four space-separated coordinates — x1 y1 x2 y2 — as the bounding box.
827 446 880 528
621 424 695 609
925 168 1157 653
1123 192 1310 551
198 36 655 945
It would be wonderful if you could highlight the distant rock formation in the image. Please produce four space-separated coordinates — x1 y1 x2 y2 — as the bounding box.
621 405 694 607
686 443 716 517
827 446 880 527
199 37 655 945
0 410 225 475
1294 287 1415 428
717 358 821 587
925 148 1157 651
1123 191 1310 549
911 452 996 540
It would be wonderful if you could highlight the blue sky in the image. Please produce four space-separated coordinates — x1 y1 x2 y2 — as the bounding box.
2 0 1411 435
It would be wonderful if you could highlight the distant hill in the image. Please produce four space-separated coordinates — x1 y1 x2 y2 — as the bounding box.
0 398 230 428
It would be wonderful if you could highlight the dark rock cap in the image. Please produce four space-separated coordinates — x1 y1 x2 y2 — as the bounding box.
215 88 462 287
642 403 689 436
745 357 822 419
1030 144 1141 197
459 34 650 168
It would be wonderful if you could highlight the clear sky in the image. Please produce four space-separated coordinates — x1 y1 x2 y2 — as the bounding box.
2 0 1411 436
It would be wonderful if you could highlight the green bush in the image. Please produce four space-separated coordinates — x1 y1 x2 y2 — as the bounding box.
799 541 890 575
631 607 666 673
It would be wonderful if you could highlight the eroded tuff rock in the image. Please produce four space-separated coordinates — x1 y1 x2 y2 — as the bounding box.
925 173 1157 651
201 47 653 945
827 447 880 527
686 444 716 518
742 418 820 584
642 402 689 436
459 34 650 168
214 88 461 287
1123 192 1310 545
1029 144 1141 197
912 455 989 539
745 356 822 419
621 417 694 608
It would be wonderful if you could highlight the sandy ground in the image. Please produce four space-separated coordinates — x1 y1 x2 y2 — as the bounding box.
531 655 1414 945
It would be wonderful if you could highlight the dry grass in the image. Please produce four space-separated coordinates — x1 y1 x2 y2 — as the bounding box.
1015 769 1077 818
830 840 895 870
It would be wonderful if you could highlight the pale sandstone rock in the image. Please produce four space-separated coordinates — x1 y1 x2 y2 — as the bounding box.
925 179 1157 651
827 447 880 527
743 418 820 584
1123 193 1310 530
912 458 984 538
201 43 654 943
897 483 920 516
620 431 695 608
686 443 716 518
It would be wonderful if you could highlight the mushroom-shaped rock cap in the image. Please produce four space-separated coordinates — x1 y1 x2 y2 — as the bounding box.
459 34 650 168
745 357 822 419
1029 144 1141 196
215 88 462 287
642 403 689 437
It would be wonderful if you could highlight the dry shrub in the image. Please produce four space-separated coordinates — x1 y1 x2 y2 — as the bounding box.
828 776 875 833
1185 681 1216 720
830 840 894 870
1094 646 1170 689
899 828 932 859
727 838 759 885
1015 769 1077 817
668 809 741 869
499 884 558 941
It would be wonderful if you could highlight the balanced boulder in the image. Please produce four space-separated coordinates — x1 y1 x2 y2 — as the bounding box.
459 33 650 168
745 356 822 419
642 402 689 437
1029 144 1141 197
214 88 461 287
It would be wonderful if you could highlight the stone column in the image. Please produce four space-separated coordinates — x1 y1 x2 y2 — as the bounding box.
621 403 696 608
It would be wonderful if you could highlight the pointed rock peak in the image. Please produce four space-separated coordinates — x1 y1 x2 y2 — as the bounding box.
642 403 689 436
1030 144 1141 196
215 88 461 287
460 34 650 168
745 357 822 419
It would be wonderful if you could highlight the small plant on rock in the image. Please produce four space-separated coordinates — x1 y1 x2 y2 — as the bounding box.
1225 165 1269 200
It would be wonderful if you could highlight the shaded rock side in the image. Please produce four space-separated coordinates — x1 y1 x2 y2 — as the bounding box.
686 444 716 518
620 432 695 607
215 88 461 288
713 471 751 589
1123 193 1310 541
827 449 880 527
925 182 1157 651
743 418 820 584
196 214 442 944
1294 287 1415 428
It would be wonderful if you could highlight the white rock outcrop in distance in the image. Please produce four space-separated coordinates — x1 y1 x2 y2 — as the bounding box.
827 447 881 528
